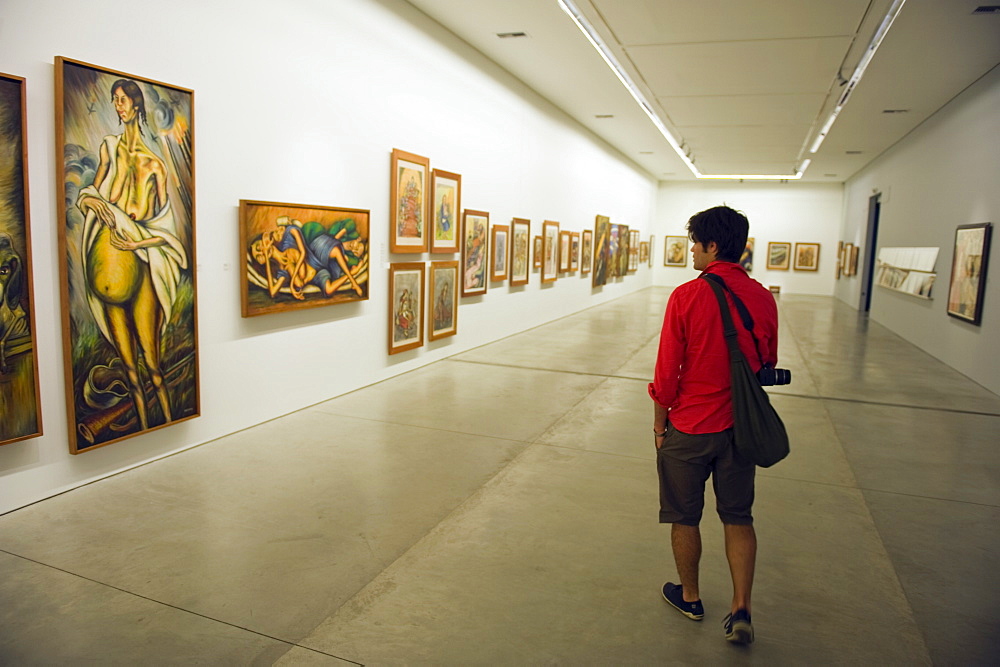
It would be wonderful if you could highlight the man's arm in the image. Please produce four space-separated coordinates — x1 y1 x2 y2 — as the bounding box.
649 291 686 448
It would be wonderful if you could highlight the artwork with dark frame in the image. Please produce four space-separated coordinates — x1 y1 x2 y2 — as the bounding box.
428 260 458 340
542 220 559 283
390 148 429 253
793 242 820 271
491 223 509 282
430 169 460 253
56 57 199 454
510 218 530 286
664 235 687 267
461 209 489 296
947 222 992 325
388 262 425 354
766 241 790 271
593 215 610 287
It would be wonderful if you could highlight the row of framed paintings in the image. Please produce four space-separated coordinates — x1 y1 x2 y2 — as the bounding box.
388 261 459 354
662 236 821 272
837 241 861 278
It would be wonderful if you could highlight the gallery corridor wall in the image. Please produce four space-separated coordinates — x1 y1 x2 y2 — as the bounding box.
840 65 1000 395
0 0 657 513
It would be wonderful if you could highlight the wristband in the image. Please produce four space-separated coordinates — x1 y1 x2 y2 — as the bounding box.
653 428 667 437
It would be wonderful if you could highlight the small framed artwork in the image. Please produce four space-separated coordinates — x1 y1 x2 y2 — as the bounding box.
648 234 655 267
836 241 843 279
430 169 460 253
510 218 530 286
491 224 509 282
629 229 640 272
843 243 855 276
850 244 860 276
794 243 820 271
947 223 992 325
582 229 593 275
741 237 754 272
461 210 489 296
542 220 559 283
593 215 610 286
240 200 369 317
639 241 649 264
428 260 458 341
664 236 688 267
558 230 571 272
766 242 791 270
388 262 425 354
0 72 43 447
570 232 580 271
533 235 543 269
390 148 429 253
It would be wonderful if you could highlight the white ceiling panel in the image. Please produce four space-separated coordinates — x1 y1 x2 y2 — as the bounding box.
661 93 827 127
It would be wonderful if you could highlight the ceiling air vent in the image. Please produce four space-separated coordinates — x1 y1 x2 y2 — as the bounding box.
594 114 614 119
496 31 528 38
972 6 1000 14
882 109 910 114
846 150 863 155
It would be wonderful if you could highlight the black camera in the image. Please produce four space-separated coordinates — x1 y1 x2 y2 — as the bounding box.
756 364 791 386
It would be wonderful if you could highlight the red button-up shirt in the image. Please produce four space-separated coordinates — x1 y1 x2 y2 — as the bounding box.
648 261 778 434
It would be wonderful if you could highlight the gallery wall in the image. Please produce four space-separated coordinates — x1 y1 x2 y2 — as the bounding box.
0 0 657 513
838 65 1000 395
652 181 844 293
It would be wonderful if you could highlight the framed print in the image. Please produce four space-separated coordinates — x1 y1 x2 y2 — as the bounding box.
55 57 198 454
741 237 754 272
582 229 593 275
766 242 790 270
0 72 42 446
491 224 509 282
461 209 488 296
793 243 820 271
836 241 843 279
619 225 631 276
428 260 458 340
648 234 654 267
533 235 543 269
559 230 571 272
390 148 429 253
510 218 530 286
542 220 559 283
430 169 460 253
240 200 369 317
388 262 425 354
665 236 687 267
609 225 621 277
628 229 640 272
570 232 580 271
593 215 610 287
850 244 860 276
947 223 992 324
843 243 855 276
639 241 649 264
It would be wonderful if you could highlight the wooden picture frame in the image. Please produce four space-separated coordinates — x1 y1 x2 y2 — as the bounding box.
843 243 855 276
55 57 199 454
542 220 559 283
0 72 43 446
850 244 860 276
947 223 992 325
430 169 461 253
570 232 580 271
491 224 509 282
767 242 791 270
648 234 655 267
793 243 820 271
836 241 844 279
510 218 530 286
390 148 429 253
593 215 610 287
639 242 649 265
428 260 458 340
388 262 425 354
558 230 571 273
618 225 631 276
239 200 369 317
629 229 640 272
533 235 543 269
581 229 593 275
741 237 755 272
664 236 687 267
461 209 489 296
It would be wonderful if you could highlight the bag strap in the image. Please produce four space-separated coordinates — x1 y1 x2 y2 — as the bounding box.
701 272 765 368
700 275 743 361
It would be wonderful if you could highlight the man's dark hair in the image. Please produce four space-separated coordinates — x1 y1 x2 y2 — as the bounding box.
686 205 749 263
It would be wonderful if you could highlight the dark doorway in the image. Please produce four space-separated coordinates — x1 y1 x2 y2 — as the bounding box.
859 193 881 312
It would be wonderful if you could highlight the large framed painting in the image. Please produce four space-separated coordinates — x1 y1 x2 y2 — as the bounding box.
581 229 593 275
0 73 42 446
510 218 530 286
664 236 687 267
388 262 425 354
608 224 621 278
570 232 580 272
558 230 571 273
947 223 992 325
461 209 488 296
55 57 198 454
533 235 542 269
617 224 631 277
491 224 509 282
240 200 369 317
430 169 460 254
794 243 820 271
767 242 790 270
390 148 429 253
593 215 610 287
428 260 458 341
542 220 559 283
741 237 755 272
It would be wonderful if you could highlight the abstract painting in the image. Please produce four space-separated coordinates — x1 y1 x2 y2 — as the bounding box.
947 223 992 325
767 242 790 270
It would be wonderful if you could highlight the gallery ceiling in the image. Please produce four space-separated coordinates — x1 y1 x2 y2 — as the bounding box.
403 0 1000 182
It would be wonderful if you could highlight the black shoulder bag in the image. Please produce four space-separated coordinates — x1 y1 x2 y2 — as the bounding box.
700 274 789 468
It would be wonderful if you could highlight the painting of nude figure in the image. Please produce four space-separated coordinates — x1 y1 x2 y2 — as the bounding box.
0 73 42 446
240 200 370 317
56 58 198 454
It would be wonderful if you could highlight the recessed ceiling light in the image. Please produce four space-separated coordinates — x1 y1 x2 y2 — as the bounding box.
496 31 528 38
594 114 614 119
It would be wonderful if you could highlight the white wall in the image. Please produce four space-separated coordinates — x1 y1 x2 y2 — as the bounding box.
839 65 1000 395
653 181 844 293
0 0 657 513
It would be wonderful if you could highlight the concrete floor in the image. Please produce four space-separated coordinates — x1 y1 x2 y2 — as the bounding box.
1 288 998 665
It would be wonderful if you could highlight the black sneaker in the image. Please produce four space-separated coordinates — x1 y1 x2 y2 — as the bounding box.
661 582 704 621
723 609 754 644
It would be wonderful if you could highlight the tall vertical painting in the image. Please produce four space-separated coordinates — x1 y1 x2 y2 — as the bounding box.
542 220 559 284
55 58 199 454
390 148 429 253
593 215 610 287
461 210 488 296
0 73 42 446
510 218 530 286
388 262 425 354
430 169 460 253
947 223 992 325
428 260 458 340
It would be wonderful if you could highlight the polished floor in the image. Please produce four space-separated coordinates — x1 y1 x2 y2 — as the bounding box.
2 288 998 665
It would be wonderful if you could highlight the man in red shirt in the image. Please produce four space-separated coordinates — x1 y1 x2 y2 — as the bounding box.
649 206 778 645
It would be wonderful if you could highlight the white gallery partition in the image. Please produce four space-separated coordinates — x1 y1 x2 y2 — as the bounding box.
0 0 656 513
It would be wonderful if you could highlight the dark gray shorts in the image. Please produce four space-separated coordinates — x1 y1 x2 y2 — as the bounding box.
656 425 755 526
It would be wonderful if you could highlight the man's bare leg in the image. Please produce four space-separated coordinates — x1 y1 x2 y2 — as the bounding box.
671 523 702 601
723 523 756 613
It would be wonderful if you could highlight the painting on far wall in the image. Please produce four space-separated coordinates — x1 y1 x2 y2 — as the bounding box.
570 232 580 271
428 260 458 341
664 235 687 267
793 243 820 271
582 229 593 275
388 262 424 354
592 215 610 287
461 210 489 296
767 242 790 270
56 57 199 454
559 230 571 273
628 229 640 272
430 169 460 253
947 222 992 325
542 220 559 284
648 234 654 267
741 238 754 272
0 72 42 447
533 235 542 269
618 224 631 276
390 148 429 253
491 223 509 282
510 218 530 286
